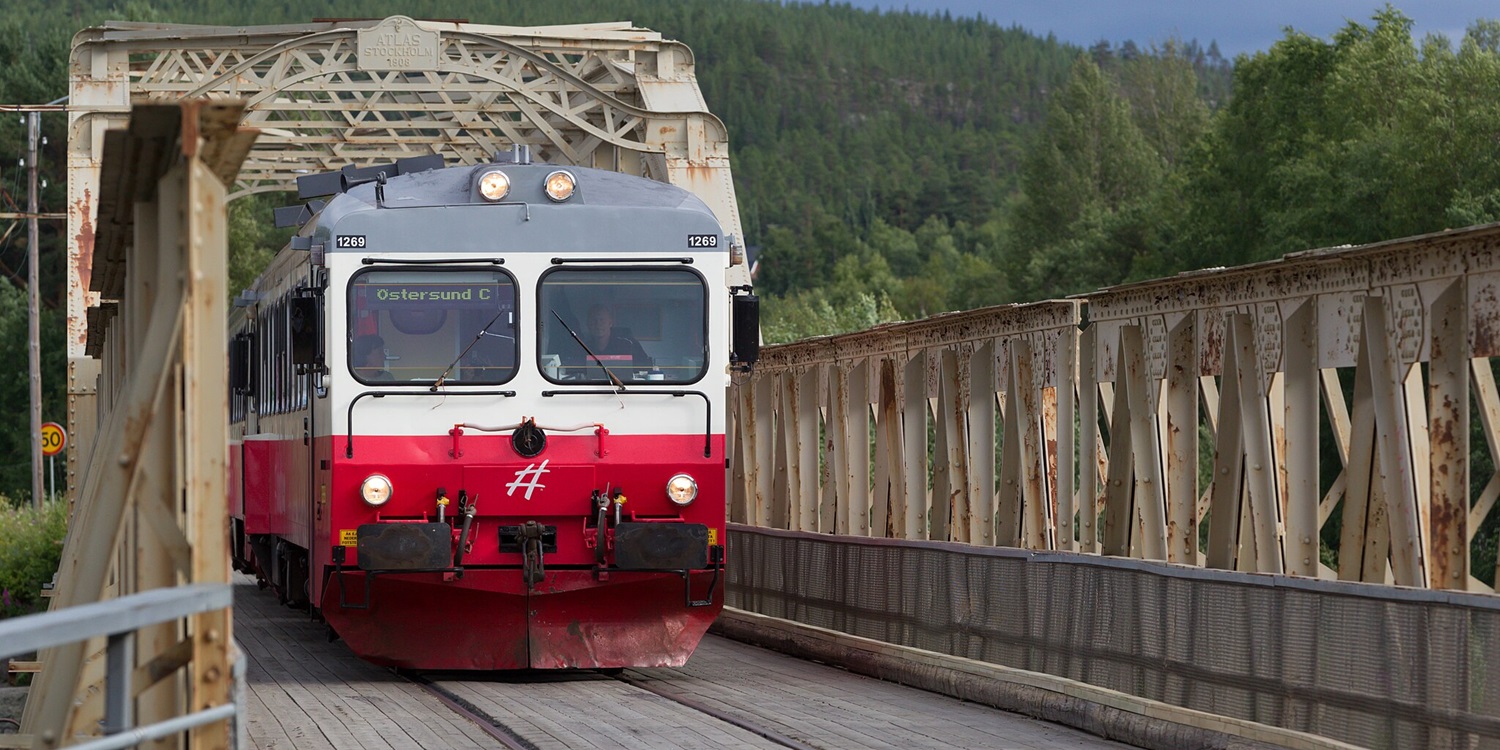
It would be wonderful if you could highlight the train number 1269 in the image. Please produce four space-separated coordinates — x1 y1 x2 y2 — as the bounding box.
336 235 367 248
686 234 718 248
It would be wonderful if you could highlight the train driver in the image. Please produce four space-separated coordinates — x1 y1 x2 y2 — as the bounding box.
567 304 650 372
353 334 393 381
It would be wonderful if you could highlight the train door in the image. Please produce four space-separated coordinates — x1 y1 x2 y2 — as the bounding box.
288 270 326 608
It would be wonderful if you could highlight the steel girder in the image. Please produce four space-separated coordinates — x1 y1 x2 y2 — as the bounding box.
67 16 742 355
65 17 746 503
26 100 242 750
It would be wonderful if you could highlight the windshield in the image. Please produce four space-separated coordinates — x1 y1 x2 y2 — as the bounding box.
539 268 707 385
348 268 517 385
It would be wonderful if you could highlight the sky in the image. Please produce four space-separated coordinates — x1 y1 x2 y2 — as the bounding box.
838 1 1496 57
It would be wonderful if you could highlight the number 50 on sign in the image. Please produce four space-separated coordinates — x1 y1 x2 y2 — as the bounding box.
41 422 66 456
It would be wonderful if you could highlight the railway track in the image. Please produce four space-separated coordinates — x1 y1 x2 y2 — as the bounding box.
400 636 1139 750
409 669 821 750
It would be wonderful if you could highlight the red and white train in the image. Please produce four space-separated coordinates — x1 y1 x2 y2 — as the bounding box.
228 150 758 670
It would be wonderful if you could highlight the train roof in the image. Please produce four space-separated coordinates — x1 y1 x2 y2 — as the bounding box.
296 160 719 236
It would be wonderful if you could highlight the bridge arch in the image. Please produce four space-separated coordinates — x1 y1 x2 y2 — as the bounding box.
65 14 743 457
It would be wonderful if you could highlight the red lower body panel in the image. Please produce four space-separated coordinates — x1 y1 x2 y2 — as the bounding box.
320 567 721 670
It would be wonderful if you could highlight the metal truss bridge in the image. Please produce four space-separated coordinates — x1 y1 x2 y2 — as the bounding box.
10 14 1497 750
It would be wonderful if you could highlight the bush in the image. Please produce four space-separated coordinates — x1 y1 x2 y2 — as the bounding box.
0 499 67 619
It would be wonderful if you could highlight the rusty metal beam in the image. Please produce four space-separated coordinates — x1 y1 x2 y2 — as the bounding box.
1078 324 1101 552
900 352 928 540
1429 279 1469 589
25 101 243 747
1283 302 1319 576
967 343 997 546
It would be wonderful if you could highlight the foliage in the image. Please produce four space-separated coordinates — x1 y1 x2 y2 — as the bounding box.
1162 9 1500 273
0 284 66 502
1006 55 1164 301
0 499 67 619
228 194 293 296
0 0 1231 328
763 287 900 345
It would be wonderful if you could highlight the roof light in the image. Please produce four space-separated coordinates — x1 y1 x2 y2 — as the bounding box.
477 169 510 202
543 170 577 202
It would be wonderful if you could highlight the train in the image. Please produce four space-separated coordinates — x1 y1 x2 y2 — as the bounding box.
227 147 758 670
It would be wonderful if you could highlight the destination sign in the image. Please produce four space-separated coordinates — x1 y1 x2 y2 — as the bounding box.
360 283 512 307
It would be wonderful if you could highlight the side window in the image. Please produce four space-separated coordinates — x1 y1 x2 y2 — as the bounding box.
256 308 271 416
538 268 707 385
274 300 285 415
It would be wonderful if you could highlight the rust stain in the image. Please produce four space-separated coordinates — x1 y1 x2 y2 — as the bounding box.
1472 282 1500 357
682 163 714 183
180 100 201 158
878 359 896 409
1199 311 1224 375
72 188 96 345
1428 393 1465 588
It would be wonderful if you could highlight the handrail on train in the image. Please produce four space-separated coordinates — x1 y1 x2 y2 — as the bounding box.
0 585 244 749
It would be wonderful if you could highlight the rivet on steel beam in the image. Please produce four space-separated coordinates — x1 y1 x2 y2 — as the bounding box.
205 666 222 683
118 454 130 466
206 628 220 643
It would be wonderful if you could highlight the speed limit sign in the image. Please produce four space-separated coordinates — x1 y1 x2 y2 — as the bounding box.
40 422 66 456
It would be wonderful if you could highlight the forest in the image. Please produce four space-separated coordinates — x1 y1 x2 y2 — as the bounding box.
0 1 1497 505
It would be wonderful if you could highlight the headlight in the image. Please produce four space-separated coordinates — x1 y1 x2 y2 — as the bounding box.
361 474 393 506
666 473 698 506
543 170 576 202
476 169 511 202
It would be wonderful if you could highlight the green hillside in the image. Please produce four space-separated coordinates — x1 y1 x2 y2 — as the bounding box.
0 2 1497 505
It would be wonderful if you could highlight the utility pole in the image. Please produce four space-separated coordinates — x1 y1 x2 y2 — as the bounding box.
27 111 42 508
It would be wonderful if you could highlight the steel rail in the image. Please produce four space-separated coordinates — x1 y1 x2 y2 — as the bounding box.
403 674 538 750
611 672 822 750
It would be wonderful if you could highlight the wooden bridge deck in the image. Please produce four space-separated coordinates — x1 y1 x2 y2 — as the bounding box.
234 574 1135 749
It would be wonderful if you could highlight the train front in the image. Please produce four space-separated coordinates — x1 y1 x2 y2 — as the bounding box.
306 159 754 670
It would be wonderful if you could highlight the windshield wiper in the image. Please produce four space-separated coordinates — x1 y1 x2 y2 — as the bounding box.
550 309 626 391
432 309 512 391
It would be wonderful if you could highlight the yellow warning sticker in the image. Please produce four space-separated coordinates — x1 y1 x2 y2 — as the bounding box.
339 529 358 546
707 527 719 546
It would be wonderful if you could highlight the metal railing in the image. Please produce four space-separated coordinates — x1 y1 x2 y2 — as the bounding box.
727 525 1500 749
730 222 1500 592
0 586 242 749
